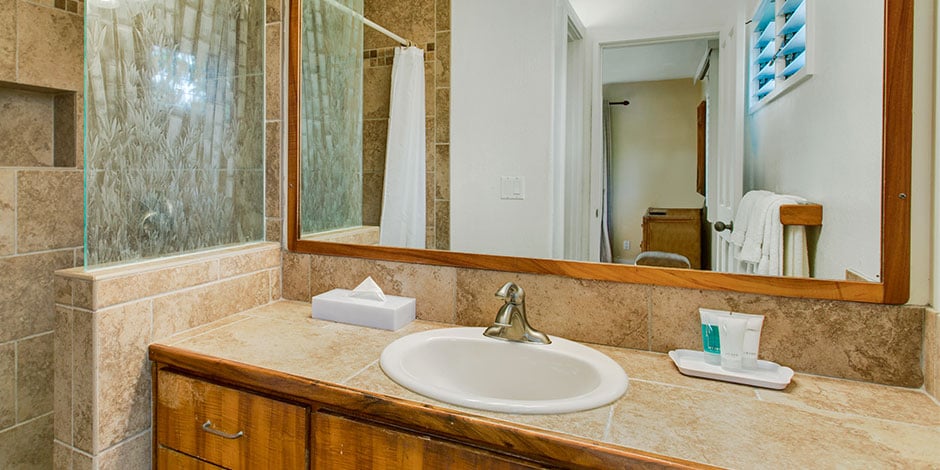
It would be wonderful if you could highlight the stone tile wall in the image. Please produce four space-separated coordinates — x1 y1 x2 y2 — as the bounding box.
53 242 282 468
361 0 450 249
926 308 939 401
0 1 83 467
283 252 926 388
266 0 283 243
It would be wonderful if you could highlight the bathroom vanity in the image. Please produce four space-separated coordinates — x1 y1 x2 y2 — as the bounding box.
149 302 940 469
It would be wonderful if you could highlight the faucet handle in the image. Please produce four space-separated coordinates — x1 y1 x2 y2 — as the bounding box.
495 282 525 304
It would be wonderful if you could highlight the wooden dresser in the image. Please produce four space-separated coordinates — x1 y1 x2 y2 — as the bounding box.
640 208 703 269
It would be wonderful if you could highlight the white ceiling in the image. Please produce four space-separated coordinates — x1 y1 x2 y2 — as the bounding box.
601 40 709 84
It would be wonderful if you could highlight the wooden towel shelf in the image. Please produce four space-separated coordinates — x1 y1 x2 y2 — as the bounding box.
780 203 823 226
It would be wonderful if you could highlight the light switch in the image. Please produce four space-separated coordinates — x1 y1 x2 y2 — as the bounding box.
499 176 525 200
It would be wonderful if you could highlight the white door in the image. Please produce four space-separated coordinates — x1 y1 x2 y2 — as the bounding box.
708 7 746 273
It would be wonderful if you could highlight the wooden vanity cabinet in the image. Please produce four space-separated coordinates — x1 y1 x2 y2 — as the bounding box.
153 367 547 469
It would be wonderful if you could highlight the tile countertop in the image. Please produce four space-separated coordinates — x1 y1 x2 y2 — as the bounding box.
153 301 940 468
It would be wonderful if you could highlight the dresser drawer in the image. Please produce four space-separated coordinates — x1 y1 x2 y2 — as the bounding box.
155 370 308 469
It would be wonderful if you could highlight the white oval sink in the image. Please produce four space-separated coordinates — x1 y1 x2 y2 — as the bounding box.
380 328 628 414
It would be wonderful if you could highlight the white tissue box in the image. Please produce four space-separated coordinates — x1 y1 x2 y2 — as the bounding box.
311 289 415 331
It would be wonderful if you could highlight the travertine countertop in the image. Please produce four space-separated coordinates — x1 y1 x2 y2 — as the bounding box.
153 301 940 468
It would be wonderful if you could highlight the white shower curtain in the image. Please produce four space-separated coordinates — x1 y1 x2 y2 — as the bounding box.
380 46 426 248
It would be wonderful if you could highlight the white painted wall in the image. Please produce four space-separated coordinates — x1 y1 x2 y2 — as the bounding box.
450 0 564 258
605 80 705 262
744 0 883 281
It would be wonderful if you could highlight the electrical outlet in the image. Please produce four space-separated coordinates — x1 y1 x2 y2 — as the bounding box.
623 240 631 251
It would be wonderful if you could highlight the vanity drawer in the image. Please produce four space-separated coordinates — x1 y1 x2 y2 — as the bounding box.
156 447 226 469
155 370 308 469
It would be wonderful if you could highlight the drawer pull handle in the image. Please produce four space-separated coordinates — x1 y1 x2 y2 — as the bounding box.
202 420 244 440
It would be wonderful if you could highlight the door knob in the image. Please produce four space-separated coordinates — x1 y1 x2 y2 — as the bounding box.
713 221 734 233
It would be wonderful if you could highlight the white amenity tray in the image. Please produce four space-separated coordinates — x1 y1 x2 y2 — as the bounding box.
668 349 794 390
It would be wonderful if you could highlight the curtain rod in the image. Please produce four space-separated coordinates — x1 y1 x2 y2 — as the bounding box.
322 0 416 48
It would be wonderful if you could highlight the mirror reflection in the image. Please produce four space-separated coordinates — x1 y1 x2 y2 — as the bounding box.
298 0 884 283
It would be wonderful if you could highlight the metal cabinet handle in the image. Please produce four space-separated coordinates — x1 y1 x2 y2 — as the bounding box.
202 420 244 440
713 221 734 233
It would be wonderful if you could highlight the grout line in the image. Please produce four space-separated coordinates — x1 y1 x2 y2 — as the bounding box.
96 427 150 456
12 169 17 255
0 330 54 349
0 411 54 435
164 315 254 346
12 340 18 424
341 359 379 385
602 404 615 441
0 245 81 261
69 307 75 448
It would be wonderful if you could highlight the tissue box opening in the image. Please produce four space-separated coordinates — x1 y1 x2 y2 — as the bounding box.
311 289 416 331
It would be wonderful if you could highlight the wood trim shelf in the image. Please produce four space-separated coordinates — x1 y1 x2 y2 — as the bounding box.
780 203 822 226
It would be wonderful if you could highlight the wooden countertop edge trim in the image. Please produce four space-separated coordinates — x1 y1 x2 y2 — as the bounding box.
149 344 717 470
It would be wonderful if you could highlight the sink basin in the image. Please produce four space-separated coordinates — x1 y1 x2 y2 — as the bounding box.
380 327 628 414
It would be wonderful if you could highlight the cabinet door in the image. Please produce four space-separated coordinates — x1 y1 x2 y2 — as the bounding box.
156 447 226 470
155 370 308 469
314 412 545 469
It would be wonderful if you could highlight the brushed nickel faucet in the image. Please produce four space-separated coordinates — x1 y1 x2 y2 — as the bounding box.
483 282 551 344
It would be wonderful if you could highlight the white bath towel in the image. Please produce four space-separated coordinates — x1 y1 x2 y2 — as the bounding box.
731 190 773 248
783 226 810 277
753 195 807 276
738 193 793 264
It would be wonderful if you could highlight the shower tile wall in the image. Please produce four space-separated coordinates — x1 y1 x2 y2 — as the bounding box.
362 0 450 249
0 1 84 468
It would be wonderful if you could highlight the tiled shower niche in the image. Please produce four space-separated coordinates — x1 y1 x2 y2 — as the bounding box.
0 83 77 168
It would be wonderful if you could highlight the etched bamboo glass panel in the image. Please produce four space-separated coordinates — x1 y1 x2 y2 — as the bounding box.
299 0 365 235
84 0 265 266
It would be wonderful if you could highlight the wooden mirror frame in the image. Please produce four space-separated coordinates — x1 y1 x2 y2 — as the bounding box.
286 0 912 304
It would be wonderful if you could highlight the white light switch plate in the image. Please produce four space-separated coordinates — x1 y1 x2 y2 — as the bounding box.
499 176 525 200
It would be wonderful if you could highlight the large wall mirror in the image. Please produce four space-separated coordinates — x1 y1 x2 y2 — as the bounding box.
287 0 912 304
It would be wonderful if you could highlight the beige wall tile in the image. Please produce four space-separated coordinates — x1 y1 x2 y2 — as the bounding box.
16 332 54 422
265 121 281 218
269 268 282 301
71 308 95 453
96 430 151 470
53 441 71 470
95 301 152 451
362 119 388 173
362 172 384 226
650 287 924 387
265 24 281 121
265 218 282 243
16 170 83 253
435 31 450 87
72 450 93 470
218 245 280 279
267 0 281 23
0 170 14 256
0 0 13 81
436 0 450 32
0 88 54 167
364 0 435 48
0 250 74 343
309 254 457 323
434 144 449 200
0 343 14 429
152 271 270 340
53 306 72 444
94 260 219 309
434 200 449 250
15 2 83 91
53 92 77 167
363 66 391 119
0 414 54 469
456 269 650 349
926 308 939 399
434 88 449 143
281 251 311 301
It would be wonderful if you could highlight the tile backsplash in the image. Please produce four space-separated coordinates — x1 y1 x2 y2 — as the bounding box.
284 252 925 388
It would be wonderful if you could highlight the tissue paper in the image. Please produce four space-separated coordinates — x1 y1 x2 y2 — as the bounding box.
347 276 387 302
311 277 415 330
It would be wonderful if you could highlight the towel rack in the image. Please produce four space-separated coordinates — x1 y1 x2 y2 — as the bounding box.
779 203 822 226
